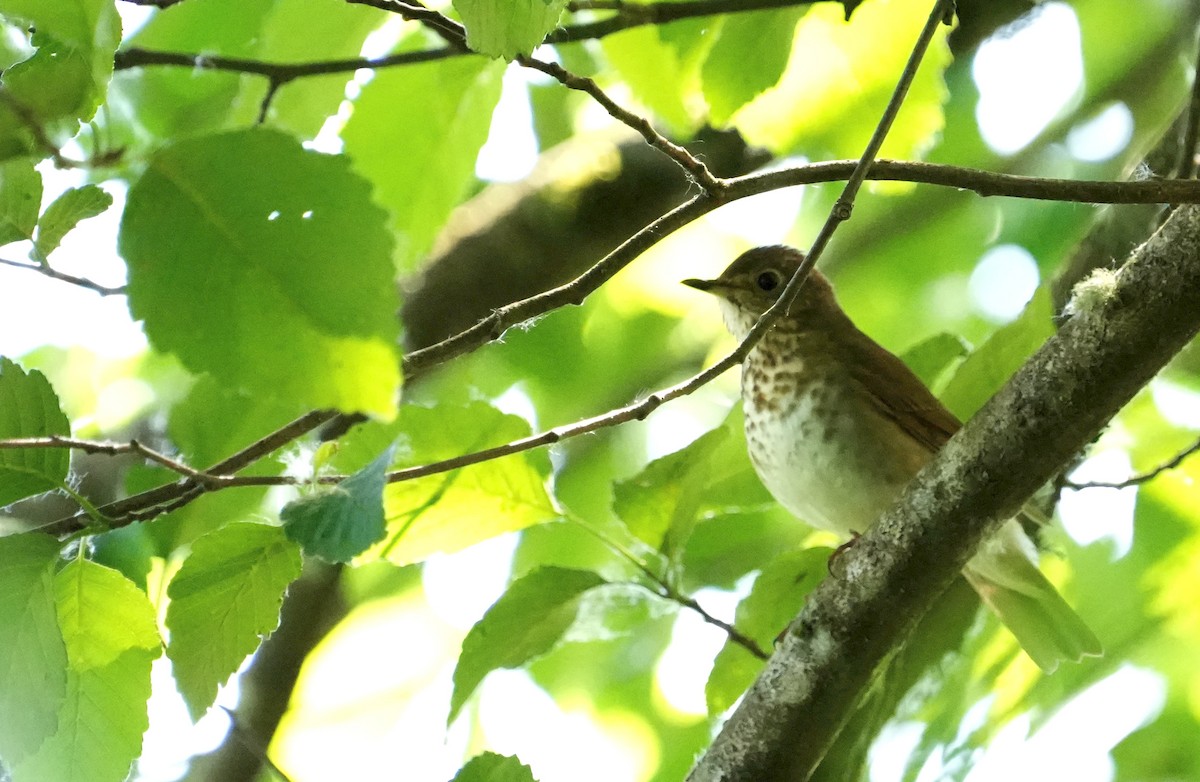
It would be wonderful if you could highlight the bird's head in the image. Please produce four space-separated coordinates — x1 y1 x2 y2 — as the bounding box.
683 245 838 340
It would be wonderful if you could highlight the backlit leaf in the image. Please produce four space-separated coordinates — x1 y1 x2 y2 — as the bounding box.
165 522 302 719
120 128 401 418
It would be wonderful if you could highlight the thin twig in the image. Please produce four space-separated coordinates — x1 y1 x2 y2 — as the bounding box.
1065 437 1200 489
0 436 230 485
565 512 771 660
50 410 338 531
517 55 724 193
0 257 127 296
668 590 771 660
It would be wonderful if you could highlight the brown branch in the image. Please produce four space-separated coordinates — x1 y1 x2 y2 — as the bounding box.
0 257 127 296
516 55 724 193
1065 436 1200 490
0 436 224 484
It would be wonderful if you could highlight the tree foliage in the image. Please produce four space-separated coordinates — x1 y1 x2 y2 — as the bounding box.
1 0 1199 781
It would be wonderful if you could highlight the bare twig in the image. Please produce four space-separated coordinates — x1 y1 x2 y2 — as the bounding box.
0 257 127 296
1065 437 1200 489
517 55 724 193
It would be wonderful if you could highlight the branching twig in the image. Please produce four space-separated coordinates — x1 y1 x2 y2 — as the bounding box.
1065 437 1200 489
0 436 228 485
0 257 127 296
667 589 771 660
517 55 724 193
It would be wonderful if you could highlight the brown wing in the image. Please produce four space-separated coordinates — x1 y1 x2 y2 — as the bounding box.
840 325 961 453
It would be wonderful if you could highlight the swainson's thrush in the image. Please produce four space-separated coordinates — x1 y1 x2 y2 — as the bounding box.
684 245 1101 672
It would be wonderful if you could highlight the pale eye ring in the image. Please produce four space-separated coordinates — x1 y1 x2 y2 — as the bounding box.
756 270 781 292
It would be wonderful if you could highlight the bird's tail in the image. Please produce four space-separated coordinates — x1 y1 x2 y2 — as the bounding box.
963 520 1102 673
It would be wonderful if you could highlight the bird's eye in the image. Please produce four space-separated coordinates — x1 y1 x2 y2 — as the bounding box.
756 270 781 292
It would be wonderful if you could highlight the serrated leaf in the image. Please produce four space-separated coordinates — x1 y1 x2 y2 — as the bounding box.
454 0 567 59
601 25 706 136
10 559 160 782
940 286 1053 419
343 402 559 566
0 158 42 245
612 426 728 556
343 38 503 271
32 184 113 261
10 648 156 782
901 331 970 391
450 566 606 722
451 752 538 782
702 8 802 124
165 522 302 719
706 547 830 714
53 559 160 670
0 356 72 506
0 533 67 765
120 128 402 419
0 0 121 158
282 446 392 562
731 0 952 159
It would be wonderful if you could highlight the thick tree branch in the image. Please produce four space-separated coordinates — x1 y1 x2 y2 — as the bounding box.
687 203 1200 782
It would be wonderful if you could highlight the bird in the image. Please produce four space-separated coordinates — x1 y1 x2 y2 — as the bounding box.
683 244 1101 672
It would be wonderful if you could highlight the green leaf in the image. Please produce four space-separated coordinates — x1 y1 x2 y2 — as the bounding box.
0 356 72 506
10 649 157 782
11 559 160 782
0 533 67 765
602 25 706 136
731 0 952 159
0 158 41 245
901 331 969 391
940 286 1053 419
702 8 802 124
120 128 402 419
111 0 275 142
255 0 387 137
343 37 503 271
451 752 538 782
282 446 392 562
341 402 559 566
612 426 728 555
0 0 121 157
706 547 830 714
450 566 606 723
53 558 161 669
454 0 567 59
165 522 303 719
33 184 113 261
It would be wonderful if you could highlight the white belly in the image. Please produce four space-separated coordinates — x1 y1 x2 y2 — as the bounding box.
745 380 925 538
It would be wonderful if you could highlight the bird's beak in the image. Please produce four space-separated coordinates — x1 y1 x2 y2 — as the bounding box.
682 277 719 292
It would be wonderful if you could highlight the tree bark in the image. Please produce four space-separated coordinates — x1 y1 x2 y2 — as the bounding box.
688 203 1200 782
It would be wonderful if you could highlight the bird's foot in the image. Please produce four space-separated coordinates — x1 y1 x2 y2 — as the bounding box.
827 530 863 579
